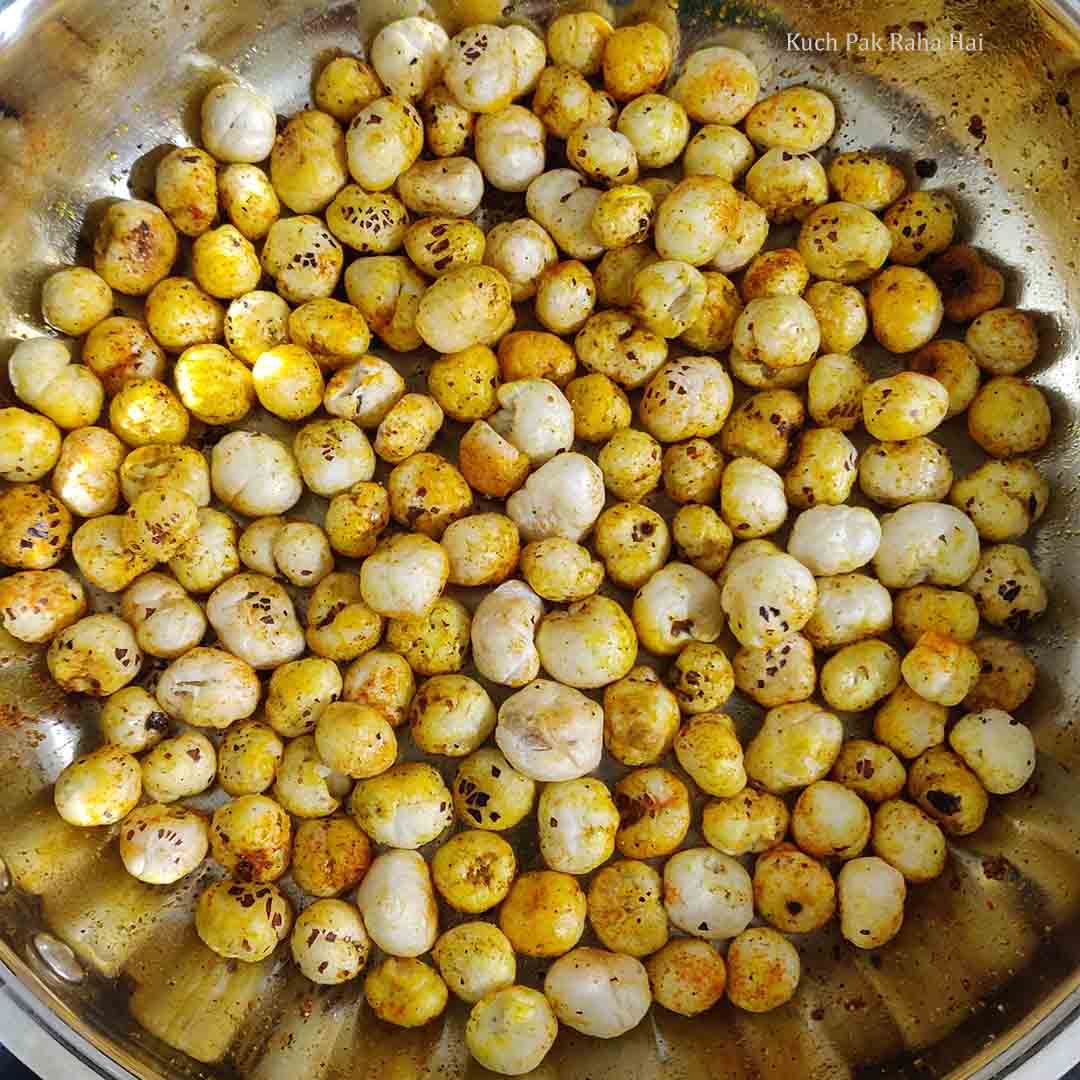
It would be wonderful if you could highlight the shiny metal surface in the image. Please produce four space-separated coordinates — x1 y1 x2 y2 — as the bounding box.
2 0 1080 1077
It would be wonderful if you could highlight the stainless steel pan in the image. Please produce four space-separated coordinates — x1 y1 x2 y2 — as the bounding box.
3 0 1080 1076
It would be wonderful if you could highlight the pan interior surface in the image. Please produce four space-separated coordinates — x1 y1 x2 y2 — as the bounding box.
2 0 1080 1077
